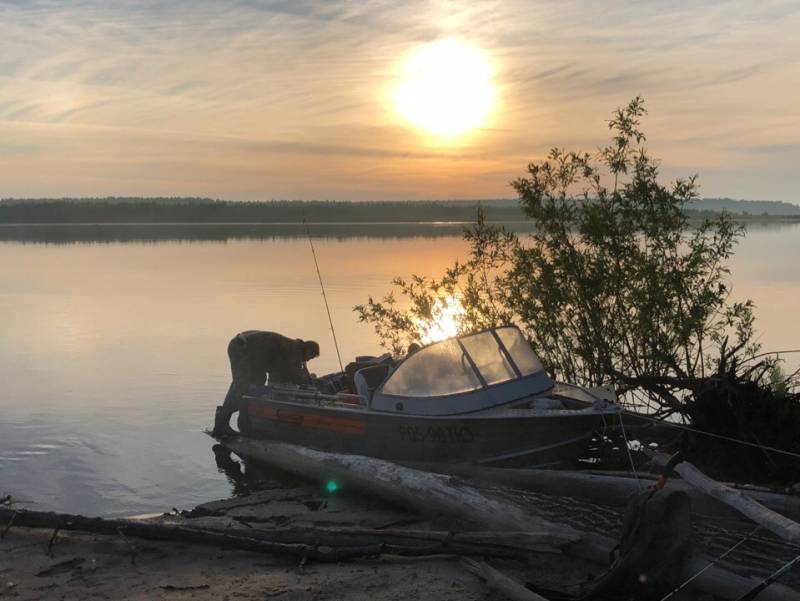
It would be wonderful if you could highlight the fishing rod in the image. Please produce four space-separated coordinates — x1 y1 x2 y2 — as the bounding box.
302 209 344 374
734 553 800 601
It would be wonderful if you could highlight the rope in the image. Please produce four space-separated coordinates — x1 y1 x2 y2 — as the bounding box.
556 380 800 460
659 525 762 601
625 411 800 461
617 411 642 490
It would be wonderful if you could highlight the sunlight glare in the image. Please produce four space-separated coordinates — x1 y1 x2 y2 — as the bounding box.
417 295 466 344
394 39 494 140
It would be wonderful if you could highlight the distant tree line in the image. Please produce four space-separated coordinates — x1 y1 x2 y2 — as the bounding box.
688 197 800 216
0 199 524 224
1 197 797 224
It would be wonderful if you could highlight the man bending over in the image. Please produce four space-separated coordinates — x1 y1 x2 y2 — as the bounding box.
212 330 320 436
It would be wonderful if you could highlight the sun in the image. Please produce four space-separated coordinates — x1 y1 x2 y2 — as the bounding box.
393 39 495 140
416 295 466 344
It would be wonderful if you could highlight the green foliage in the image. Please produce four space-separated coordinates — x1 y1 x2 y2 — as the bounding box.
356 98 758 415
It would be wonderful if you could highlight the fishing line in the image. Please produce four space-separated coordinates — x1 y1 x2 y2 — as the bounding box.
659 525 762 601
302 210 344 374
740 349 800 363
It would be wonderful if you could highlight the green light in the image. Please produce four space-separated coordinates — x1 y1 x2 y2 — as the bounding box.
326 480 339 493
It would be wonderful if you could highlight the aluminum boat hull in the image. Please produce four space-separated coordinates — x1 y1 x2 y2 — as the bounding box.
238 396 616 467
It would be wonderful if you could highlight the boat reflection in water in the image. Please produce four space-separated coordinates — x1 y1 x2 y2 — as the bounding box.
212 444 304 496
236 326 620 467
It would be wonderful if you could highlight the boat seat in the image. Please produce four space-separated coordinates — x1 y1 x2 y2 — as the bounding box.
529 397 566 411
354 364 393 402
343 353 393 392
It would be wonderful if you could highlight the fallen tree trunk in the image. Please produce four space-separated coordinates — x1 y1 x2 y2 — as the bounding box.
0 507 358 560
211 434 580 542
652 453 800 546
239 525 569 554
213 435 800 601
410 463 800 522
0 508 569 560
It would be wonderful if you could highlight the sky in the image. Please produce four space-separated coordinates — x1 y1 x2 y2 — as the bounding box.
1 0 799 202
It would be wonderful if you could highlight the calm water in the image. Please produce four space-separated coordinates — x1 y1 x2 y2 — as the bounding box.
1 223 798 516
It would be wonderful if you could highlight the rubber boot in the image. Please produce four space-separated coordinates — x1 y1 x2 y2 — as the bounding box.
211 406 237 437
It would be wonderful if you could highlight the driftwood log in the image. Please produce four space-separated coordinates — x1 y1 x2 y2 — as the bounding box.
209 434 581 541
234 525 571 554
410 462 800 521
214 434 800 601
652 453 800 545
0 508 571 560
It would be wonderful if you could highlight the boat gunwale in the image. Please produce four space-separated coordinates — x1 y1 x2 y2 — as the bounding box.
243 394 620 421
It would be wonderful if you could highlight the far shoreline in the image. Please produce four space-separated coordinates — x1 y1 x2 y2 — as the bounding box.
1 218 797 245
1 214 800 227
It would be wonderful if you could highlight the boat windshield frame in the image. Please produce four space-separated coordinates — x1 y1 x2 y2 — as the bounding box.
370 325 553 416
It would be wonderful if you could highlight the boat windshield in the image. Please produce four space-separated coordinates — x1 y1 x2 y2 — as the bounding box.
379 326 544 398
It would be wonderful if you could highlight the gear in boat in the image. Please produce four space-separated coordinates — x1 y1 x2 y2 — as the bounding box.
235 326 619 466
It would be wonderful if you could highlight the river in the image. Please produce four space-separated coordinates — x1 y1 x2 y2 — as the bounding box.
1 222 798 516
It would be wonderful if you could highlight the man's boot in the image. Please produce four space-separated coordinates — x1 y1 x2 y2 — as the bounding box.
211 406 237 437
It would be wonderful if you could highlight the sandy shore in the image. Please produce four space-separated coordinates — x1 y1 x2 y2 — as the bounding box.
0 475 596 601
4 445 794 601
1 526 509 601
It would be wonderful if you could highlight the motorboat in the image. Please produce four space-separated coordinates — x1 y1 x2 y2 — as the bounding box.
235 326 619 466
